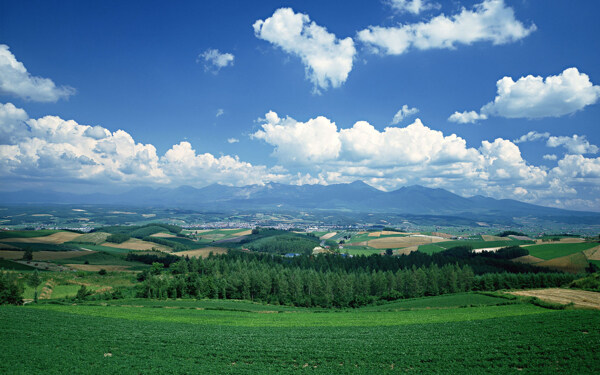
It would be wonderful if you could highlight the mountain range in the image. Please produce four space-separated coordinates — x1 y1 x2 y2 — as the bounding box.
1 181 599 223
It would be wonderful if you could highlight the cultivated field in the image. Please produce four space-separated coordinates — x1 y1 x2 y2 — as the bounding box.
174 247 228 258
103 238 171 252
0 250 92 261
0 231 82 244
0 299 598 374
367 235 445 249
508 288 600 309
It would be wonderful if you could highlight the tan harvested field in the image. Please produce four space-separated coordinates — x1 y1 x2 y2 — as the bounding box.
509 235 533 241
512 255 544 264
103 238 171 252
367 235 445 249
431 232 454 239
174 247 228 258
0 250 94 261
481 235 511 242
583 245 600 261
536 252 589 273
66 264 133 272
357 231 367 234
0 231 82 244
532 238 585 245
320 232 337 240
396 246 418 255
236 230 253 236
368 232 381 237
508 288 600 310
150 232 178 238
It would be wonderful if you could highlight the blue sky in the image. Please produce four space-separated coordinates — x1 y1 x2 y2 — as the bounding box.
1 0 600 211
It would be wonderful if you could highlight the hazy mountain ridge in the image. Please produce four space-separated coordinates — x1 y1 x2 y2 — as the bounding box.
1 181 598 221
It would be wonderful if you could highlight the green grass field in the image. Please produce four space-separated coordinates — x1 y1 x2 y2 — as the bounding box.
0 229 60 239
0 259 38 271
417 243 446 254
526 242 599 260
359 292 514 311
435 239 534 250
0 301 598 374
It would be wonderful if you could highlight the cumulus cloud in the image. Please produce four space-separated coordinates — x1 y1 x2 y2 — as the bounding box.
227 138 239 144
448 111 488 124
216 109 224 118
388 0 439 15
358 0 535 55
391 105 419 124
250 110 600 209
513 131 550 144
481 68 600 119
0 44 75 102
0 102 283 188
543 154 557 161
253 8 356 92
251 111 341 164
547 134 599 155
198 49 234 73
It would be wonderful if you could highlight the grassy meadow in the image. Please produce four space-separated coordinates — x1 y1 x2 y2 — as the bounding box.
1 295 598 374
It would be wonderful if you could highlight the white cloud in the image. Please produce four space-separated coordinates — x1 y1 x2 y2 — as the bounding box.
388 0 439 15
227 138 239 144
448 111 487 124
358 0 535 55
552 154 600 178
251 111 600 209
216 109 224 118
481 68 600 119
513 131 549 143
0 44 75 102
253 8 356 92
251 110 341 164
198 49 234 73
391 105 419 124
0 102 283 188
543 154 557 161
547 134 599 155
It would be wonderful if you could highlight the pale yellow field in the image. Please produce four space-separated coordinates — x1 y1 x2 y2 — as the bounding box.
236 229 253 236
174 247 228 258
508 288 600 310
0 231 82 244
584 245 600 261
150 232 178 238
481 235 511 241
200 234 226 240
103 238 171 251
66 264 133 272
368 232 381 237
536 252 589 273
320 232 337 240
431 232 454 239
0 250 93 260
367 235 445 249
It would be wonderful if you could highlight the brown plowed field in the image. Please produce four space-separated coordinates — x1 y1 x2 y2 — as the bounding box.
481 235 511 241
150 232 178 238
508 288 600 309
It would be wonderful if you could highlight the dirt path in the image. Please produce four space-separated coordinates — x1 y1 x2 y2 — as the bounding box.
508 288 600 309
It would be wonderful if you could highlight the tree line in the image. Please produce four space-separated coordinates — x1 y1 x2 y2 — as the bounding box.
136 252 577 308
